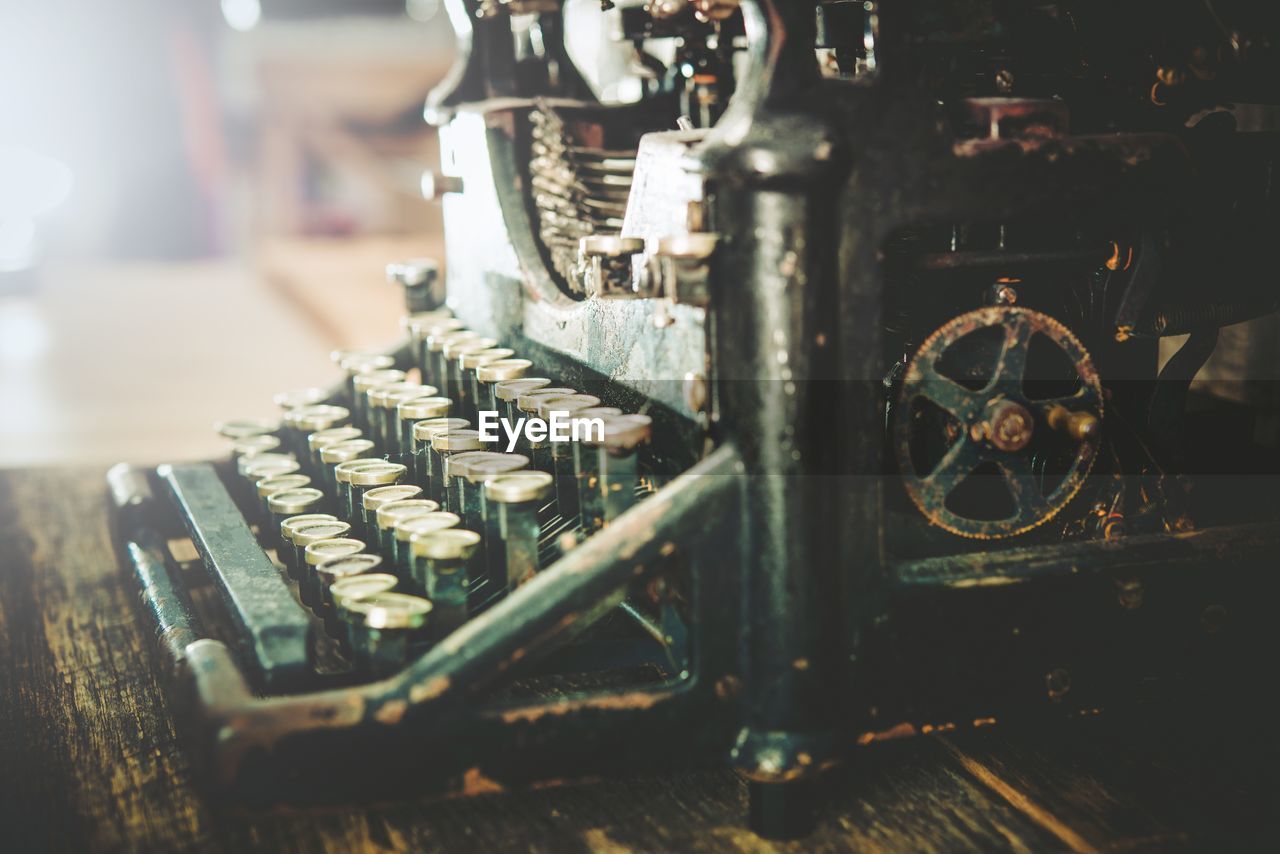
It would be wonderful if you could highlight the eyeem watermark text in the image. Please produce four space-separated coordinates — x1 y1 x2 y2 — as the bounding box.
477 411 604 452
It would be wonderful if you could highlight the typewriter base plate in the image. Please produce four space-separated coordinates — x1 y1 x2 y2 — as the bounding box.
7 466 1279 851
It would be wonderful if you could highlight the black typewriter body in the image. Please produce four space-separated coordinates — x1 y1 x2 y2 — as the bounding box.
110 0 1280 838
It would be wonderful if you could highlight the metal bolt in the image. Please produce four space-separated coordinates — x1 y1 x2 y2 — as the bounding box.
421 170 464 200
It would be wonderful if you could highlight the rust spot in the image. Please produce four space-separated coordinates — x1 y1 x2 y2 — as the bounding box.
973 717 998 728
409 675 451 703
659 541 677 558
792 658 810 671
462 767 505 795
500 691 665 724
856 721 917 745
714 674 742 702
374 699 408 725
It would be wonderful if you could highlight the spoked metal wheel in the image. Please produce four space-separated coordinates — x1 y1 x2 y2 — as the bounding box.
894 306 1104 539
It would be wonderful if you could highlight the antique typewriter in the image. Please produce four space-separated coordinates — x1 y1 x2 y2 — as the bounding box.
110 0 1280 838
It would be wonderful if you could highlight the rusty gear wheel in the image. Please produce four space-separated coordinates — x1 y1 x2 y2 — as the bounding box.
894 306 1104 539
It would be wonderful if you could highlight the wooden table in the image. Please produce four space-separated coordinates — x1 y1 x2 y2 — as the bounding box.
2 467 1276 851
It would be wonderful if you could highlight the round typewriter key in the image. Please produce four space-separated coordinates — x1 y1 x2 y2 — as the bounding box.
577 406 623 419
315 552 385 637
216 417 278 440
412 417 469 498
231 433 282 464
459 453 529 580
444 341 501 419
283 404 350 458
411 316 463 383
352 369 407 431
333 348 392 368
458 347 514 371
476 358 534 414
455 452 528 534
386 257 440 313
334 459 388 526
396 511 461 583
291 520 353 606
267 487 327 551
397 396 451 475
430 430 485 505
274 387 328 411
442 450 496 517
517 387 576 416
331 571 398 648
411 528 481 639
534 394 602 516
443 338 497 415
320 438 377 494
485 471 553 591
256 472 312 524
372 383 438 457
238 451 297 479
284 404 350 434
375 499 442 559
494 377 551 423
347 462 407 538
427 329 480 394
338 351 395 405
458 347 515 422
362 484 423 540
345 593 433 677
364 379 417 447
513 389 575 456
403 311 454 377
304 537 366 608
402 309 453 339
307 425 364 473
280 512 337 578
581 414 653 530
532 393 600 480
241 455 301 504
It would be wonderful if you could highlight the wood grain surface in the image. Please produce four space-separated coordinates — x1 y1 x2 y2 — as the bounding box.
1 467 1276 852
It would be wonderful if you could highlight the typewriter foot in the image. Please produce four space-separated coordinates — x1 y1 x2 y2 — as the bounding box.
748 781 816 840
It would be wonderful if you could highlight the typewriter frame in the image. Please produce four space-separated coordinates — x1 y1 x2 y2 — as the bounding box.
110 0 1280 836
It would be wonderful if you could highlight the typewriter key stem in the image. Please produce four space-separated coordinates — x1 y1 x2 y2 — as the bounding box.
386 258 440 313
347 463 407 541
395 511 460 581
278 513 337 579
303 537 366 608
334 460 389 527
396 396 451 472
314 553 385 638
266 486 326 551
291 520 353 606
413 417 469 498
374 499 442 563
411 528 482 639
344 593 432 678
476 359 535 415
485 472 553 591
330 572 398 650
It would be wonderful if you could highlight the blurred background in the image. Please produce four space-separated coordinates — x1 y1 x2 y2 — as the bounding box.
0 0 454 466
